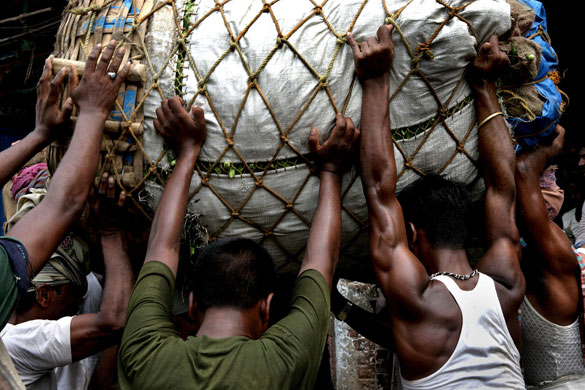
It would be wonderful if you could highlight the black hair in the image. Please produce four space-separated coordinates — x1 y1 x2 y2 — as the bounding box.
185 237 277 310
398 174 472 249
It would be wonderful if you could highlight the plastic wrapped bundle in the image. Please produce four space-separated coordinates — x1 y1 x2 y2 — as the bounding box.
501 0 565 150
49 0 512 274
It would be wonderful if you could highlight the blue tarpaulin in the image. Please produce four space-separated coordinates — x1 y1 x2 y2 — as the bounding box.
508 0 563 149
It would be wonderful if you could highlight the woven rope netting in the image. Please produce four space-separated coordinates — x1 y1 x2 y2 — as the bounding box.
48 0 512 274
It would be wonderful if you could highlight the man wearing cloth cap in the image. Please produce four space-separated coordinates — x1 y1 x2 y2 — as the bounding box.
0 41 130 329
0 41 130 389
1 177 134 390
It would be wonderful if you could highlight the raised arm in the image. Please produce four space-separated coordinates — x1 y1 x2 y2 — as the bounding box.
347 26 428 313
298 113 359 291
144 97 206 276
0 59 74 187
8 41 130 277
515 126 580 322
70 175 134 361
472 36 523 294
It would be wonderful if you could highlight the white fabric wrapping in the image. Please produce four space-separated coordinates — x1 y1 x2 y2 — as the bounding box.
142 0 512 273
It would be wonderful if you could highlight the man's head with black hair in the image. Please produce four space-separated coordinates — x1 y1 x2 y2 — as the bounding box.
398 174 472 250
186 237 277 311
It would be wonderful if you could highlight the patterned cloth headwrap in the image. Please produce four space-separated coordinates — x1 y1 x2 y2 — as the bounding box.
5 188 90 294
540 165 564 220
11 163 50 201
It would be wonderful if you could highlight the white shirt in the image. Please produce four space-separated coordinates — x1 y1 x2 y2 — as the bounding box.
0 273 103 390
400 273 525 390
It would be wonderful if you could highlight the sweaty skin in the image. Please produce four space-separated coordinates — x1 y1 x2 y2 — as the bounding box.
348 28 524 380
515 126 581 326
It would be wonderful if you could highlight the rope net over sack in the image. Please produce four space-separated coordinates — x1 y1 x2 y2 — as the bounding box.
48 0 512 275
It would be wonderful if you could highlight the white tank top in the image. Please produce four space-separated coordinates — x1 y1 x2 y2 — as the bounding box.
400 272 525 390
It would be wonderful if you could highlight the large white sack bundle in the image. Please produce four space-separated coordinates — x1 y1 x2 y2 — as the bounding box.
51 0 511 274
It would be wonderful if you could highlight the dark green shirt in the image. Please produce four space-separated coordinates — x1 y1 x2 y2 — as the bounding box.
118 261 330 390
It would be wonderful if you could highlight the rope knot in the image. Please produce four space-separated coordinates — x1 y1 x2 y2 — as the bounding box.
385 16 394 25
285 203 294 209
456 143 465 152
255 179 263 186
404 161 413 168
337 36 347 45
201 177 209 185
314 6 322 14
416 43 434 60
264 231 273 237
319 76 328 87
248 75 258 86
225 138 234 146
280 135 289 143
230 40 237 51
276 37 283 48
262 4 270 12
231 211 240 217
437 107 447 119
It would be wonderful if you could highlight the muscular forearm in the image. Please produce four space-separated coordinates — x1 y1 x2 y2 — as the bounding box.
475 82 515 193
299 171 342 290
98 232 135 327
8 110 109 275
144 148 199 276
70 231 134 362
44 110 107 210
0 131 49 187
359 78 394 196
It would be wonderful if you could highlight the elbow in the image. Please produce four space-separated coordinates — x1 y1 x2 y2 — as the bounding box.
97 312 127 337
47 185 91 219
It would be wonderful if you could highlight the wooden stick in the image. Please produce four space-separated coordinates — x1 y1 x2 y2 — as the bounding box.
0 8 53 25
70 116 144 135
49 55 147 84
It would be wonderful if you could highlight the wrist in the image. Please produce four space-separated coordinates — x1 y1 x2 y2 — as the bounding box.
77 106 110 121
471 79 497 96
362 75 390 90
177 145 201 163
29 127 52 145
319 166 344 179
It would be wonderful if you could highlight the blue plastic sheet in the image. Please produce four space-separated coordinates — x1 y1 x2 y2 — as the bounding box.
507 0 563 150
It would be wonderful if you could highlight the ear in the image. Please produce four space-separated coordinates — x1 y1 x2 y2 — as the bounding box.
260 293 274 324
188 291 197 321
36 285 54 308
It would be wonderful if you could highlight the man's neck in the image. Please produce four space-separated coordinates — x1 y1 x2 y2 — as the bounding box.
425 247 473 276
196 306 261 340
